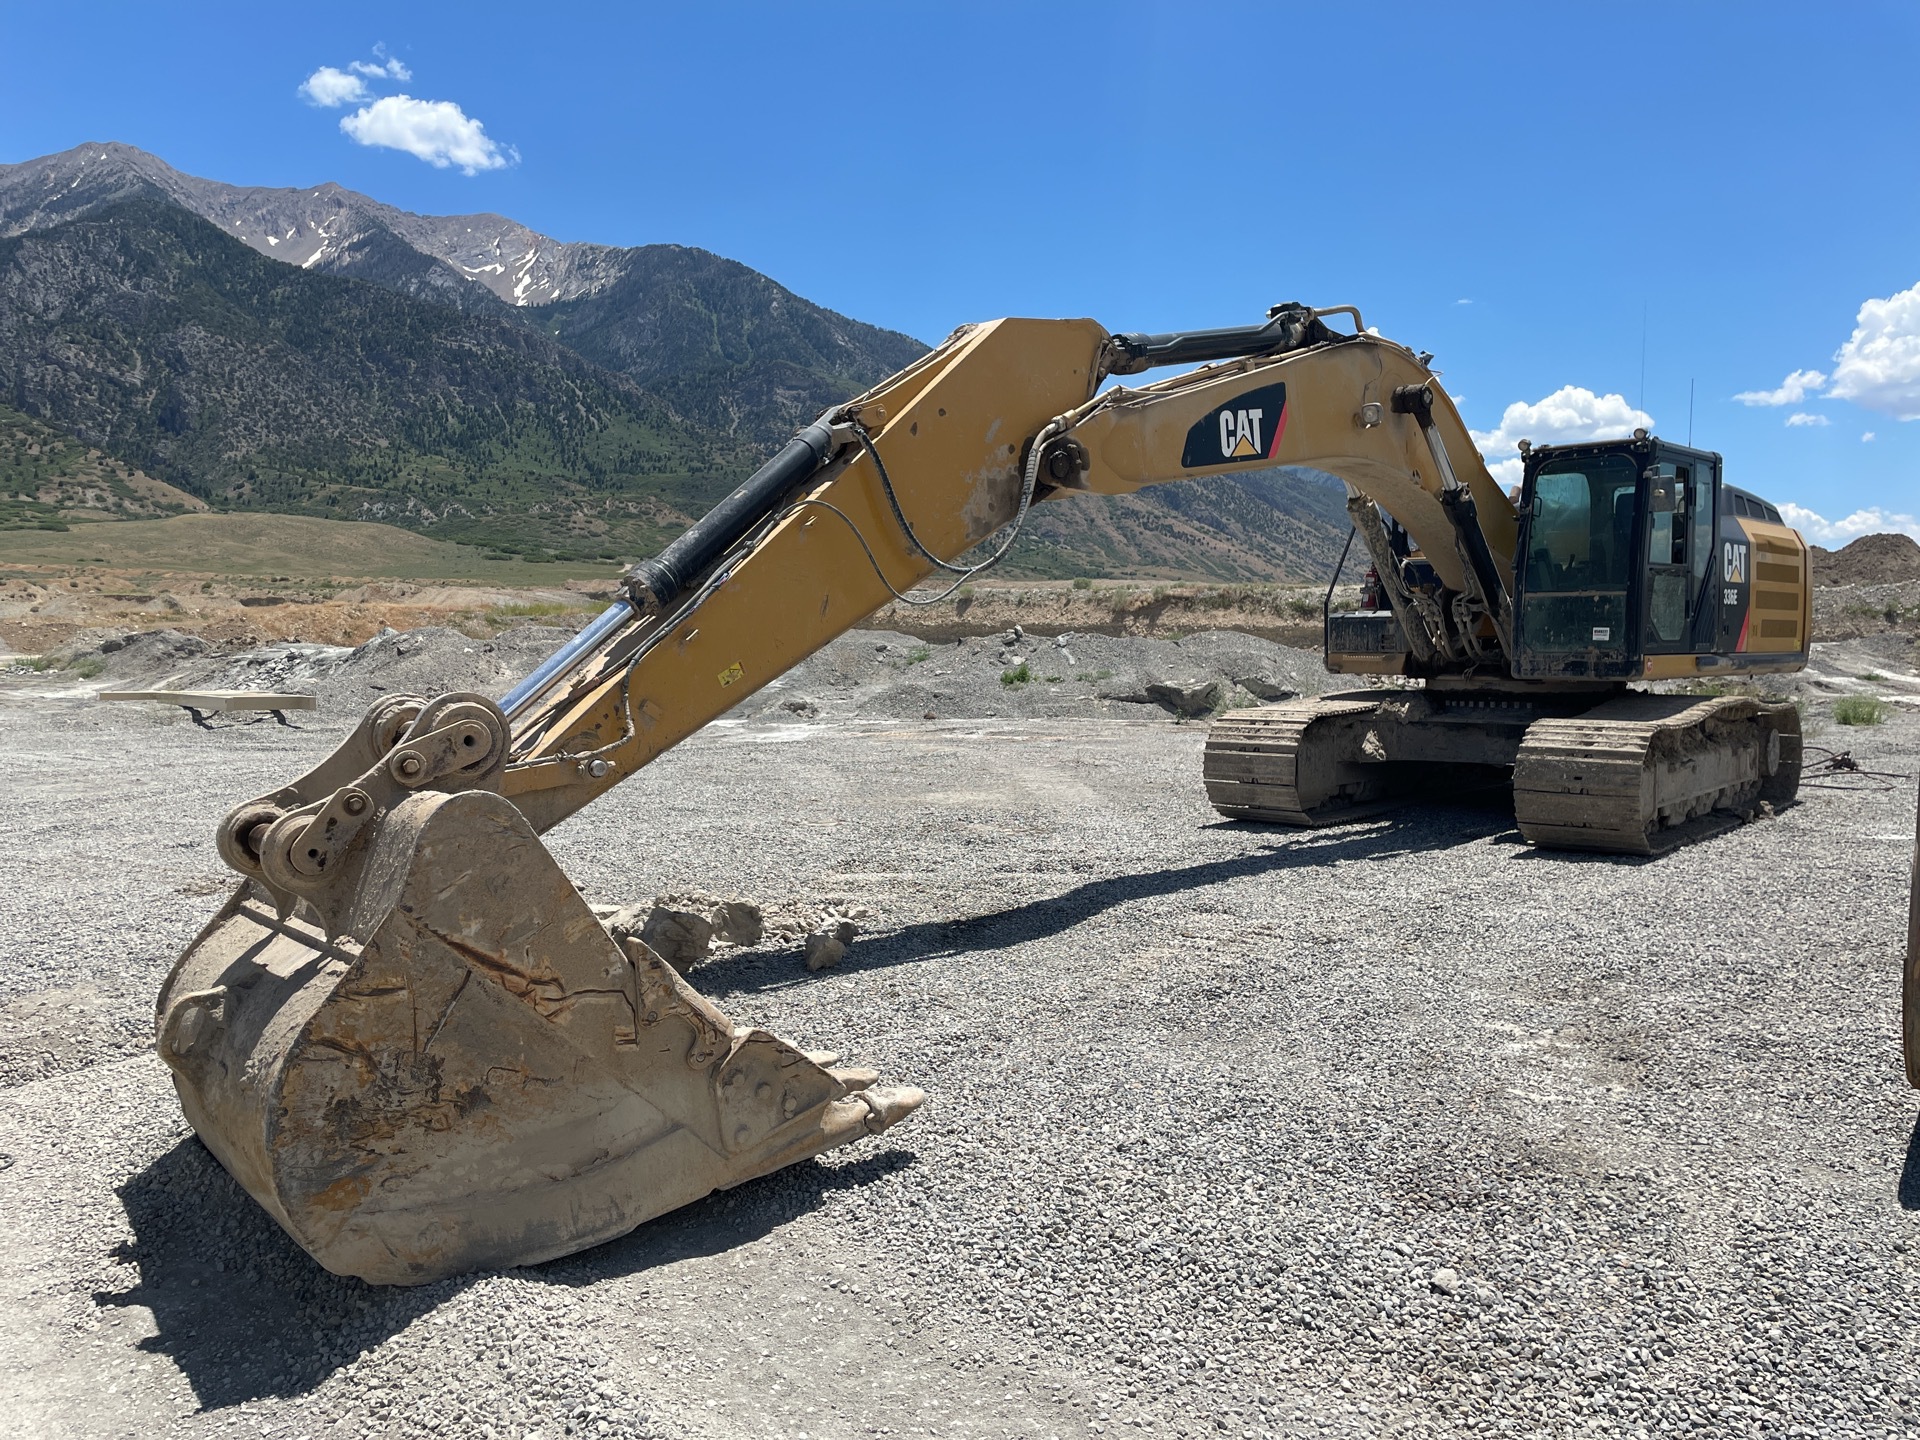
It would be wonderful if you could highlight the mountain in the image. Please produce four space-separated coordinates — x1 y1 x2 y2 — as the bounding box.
1012 468 1354 582
0 144 925 444
0 142 1352 582
0 196 750 559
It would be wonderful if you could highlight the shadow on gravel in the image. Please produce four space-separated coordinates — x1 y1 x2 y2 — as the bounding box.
97 1136 916 1409
1898 1113 1920 1210
97 1136 456 1413
536 1146 918 1287
700 809 1508 999
96 1137 454 1410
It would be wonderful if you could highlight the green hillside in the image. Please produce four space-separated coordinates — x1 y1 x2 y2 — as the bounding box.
0 199 756 561
0 153 1356 584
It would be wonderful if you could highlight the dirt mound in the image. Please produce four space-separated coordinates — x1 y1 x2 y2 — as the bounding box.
12 618 1336 732
1810 532 1920 587
29 622 578 717
746 627 1331 724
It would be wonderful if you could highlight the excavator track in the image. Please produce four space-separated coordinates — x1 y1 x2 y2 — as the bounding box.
1206 689 1802 856
1511 693 1802 855
1204 694 1415 826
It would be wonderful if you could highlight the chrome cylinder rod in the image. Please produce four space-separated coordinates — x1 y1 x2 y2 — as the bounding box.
499 598 636 725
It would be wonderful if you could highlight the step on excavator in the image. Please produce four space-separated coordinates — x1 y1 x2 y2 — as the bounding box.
160 304 1811 1283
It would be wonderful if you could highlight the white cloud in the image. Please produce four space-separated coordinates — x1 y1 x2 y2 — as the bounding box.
1827 280 1920 420
1733 368 1826 407
339 95 515 174
298 66 368 108
1469 386 1654 485
1784 412 1830 427
1455 298 1472 306
1776 502 1920 545
1863 431 1877 442
350 45 411 81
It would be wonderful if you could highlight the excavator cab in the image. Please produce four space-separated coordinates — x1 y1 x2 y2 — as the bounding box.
1510 433 1792 681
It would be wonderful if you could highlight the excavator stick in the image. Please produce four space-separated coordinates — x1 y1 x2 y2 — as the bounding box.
157 695 919 1285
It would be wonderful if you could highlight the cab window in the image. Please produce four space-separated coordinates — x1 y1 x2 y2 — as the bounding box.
1526 454 1641 591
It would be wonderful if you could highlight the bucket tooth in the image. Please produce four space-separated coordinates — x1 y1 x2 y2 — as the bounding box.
157 787 919 1285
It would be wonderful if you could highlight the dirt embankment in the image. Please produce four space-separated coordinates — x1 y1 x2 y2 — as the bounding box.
0 574 609 656
5 556 1919 660
1805 535 1920 643
0 572 1343 656
1810 531 1920 586
868 580 1342 645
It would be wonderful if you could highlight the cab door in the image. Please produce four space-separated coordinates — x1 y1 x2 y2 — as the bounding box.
1639 456 1719 654
1641 460 1695 654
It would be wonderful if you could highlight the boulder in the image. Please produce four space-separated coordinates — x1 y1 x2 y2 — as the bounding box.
640 907 715 972
1234 674 1297 702
714 900 764 947
1144 680 1222 718
804 919 859 972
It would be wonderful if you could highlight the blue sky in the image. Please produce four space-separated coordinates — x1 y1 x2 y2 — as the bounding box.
4 1 1916 541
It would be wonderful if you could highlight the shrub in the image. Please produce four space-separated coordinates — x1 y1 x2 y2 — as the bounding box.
1000 661 1032 687
1833 696 1888 726
906 645 931 665
1071 576 1092 590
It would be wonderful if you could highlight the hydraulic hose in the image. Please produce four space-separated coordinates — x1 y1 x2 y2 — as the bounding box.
622 417 838 613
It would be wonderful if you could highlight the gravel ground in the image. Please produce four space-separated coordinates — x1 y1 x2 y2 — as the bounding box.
0 627 1916 1439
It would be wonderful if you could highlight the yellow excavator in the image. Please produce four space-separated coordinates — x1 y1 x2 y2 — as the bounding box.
159 304 1811 1284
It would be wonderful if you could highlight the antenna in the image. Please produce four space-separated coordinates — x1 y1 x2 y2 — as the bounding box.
1639 302 1648 412
1688 379 1695 446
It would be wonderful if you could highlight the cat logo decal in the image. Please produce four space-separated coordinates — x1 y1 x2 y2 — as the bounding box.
1723 540 1749 585
1181 383 1288 468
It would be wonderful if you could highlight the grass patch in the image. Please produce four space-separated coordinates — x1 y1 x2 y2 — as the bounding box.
1834 695 1889 726
67 656 104 679
1000 661 1032 687
906 644 931 665
490 601 591 621
0 513 613 583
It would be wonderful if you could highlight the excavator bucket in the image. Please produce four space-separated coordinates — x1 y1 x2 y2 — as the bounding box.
156 697 919 1286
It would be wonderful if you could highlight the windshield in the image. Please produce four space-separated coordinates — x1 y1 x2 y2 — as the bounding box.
1524 454 1640 592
